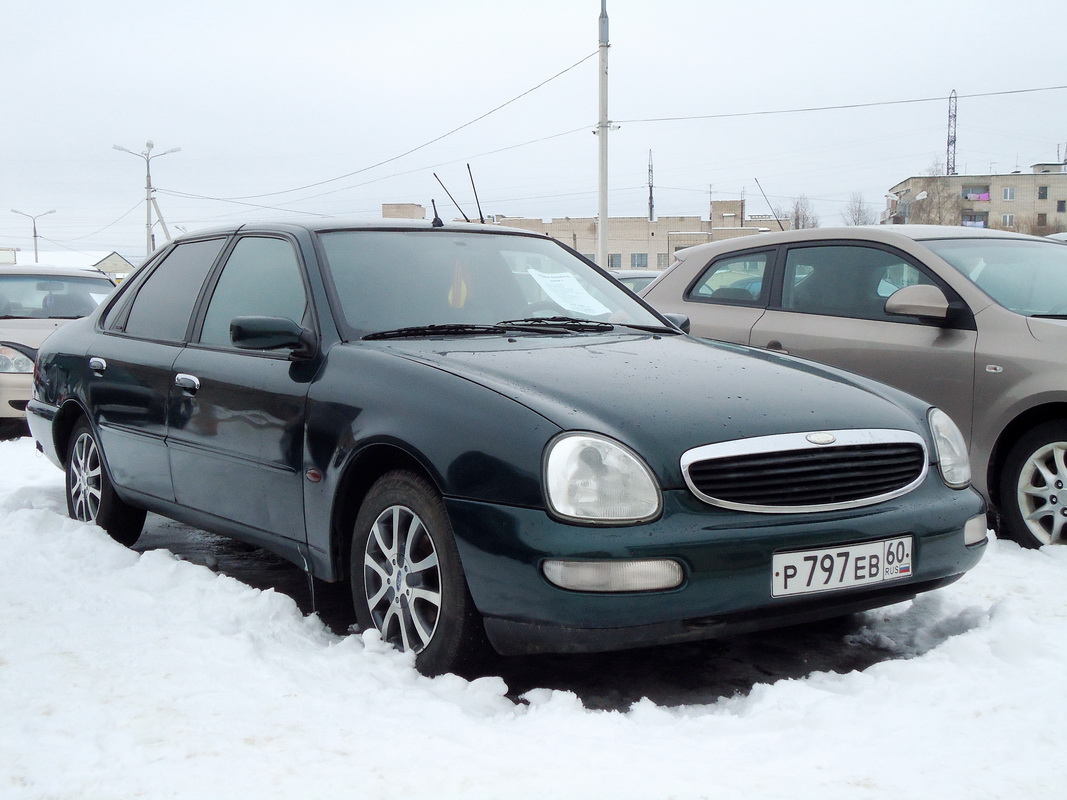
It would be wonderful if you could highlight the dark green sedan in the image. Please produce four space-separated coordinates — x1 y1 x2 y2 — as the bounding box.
27 219 987 675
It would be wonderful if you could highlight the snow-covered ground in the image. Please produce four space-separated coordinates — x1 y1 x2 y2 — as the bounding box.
2 436 1065 799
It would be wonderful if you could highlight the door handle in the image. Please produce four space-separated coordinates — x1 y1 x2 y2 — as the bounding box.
765 340 789 354
88 357 107 373
174 373 201 393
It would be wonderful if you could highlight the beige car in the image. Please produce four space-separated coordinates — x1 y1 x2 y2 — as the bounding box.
641 225 1067 548
1 265 116 439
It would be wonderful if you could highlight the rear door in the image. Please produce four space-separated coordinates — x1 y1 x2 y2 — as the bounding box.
749 242 977 436
89 238 226 500
647 248 773 343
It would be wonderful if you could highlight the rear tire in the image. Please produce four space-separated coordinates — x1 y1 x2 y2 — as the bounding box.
65 419 146 547
999 421 1067 548
350 470 488 676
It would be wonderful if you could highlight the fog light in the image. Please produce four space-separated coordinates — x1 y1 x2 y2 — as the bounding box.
542 559 684 592
964 515 988 546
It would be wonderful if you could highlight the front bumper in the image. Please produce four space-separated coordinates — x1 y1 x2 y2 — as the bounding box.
0 372 32 419
446 480 986 656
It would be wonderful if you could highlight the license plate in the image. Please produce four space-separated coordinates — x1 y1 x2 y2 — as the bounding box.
772 536 912 598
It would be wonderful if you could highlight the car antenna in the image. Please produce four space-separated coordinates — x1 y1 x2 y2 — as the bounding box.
754 177 786 231
433 173 471 223
467 163 485 224
430 199 444 227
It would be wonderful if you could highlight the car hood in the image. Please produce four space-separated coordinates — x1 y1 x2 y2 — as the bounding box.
0 318 75 350
1027 315 1067 346
370 333 929 473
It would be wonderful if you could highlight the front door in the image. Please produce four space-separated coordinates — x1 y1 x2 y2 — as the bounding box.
167 235 315 542
749 243 977 438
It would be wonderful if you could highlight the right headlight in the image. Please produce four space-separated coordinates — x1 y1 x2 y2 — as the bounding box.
928 407 970 488
543 432 662 524
0 345 34 374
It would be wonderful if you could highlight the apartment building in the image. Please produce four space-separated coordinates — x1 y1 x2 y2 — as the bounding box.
883 162 1067 234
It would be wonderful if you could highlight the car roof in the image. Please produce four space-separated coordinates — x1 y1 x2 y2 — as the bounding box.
179 217 541 239
0 264 112 279
673 224 1051 263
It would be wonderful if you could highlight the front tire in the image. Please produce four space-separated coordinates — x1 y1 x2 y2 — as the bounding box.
999 421 1067 548
350 470 487 676
66 419 146 546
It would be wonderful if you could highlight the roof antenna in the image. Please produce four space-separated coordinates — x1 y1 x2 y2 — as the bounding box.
434 173 470 222
430 199 444 227
753 177 785 231
467 163 485 224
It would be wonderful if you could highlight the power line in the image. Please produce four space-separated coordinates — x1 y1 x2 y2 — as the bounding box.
615 84 1067 125
213 51 598 202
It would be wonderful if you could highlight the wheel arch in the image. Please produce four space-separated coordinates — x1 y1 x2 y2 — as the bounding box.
988 402 1067 512
329 443 444 583
51 399 92 466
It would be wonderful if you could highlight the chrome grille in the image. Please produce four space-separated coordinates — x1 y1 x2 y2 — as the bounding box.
680 430 928 514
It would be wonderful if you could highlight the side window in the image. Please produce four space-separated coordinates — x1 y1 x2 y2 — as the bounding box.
686 252 768 304
122 239 226 341
199 237 308 347
782 245 934 321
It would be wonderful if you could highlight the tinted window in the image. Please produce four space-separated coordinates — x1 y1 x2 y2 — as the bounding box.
123 239 225 341
199 237 308 347
782 245 933 321
686 252 768 304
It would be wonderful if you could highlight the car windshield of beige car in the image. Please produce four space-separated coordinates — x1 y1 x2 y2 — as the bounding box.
0 275 114 320
925 239 1067 317
318 231 667 337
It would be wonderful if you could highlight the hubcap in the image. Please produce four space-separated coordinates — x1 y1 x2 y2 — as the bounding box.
363 505 442 653
69 432 102 523
1017 440 1067 546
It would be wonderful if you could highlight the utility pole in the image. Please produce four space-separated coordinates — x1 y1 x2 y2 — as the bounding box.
648 150 655 222
947 90 957 176
10 208 55 263
114 140 181 258
596 0 610 267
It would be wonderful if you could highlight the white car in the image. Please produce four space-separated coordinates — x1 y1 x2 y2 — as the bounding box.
1 265 115 439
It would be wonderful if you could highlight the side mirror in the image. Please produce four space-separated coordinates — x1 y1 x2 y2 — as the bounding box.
884 284 950 322
662 312 691 334
230 316 316 360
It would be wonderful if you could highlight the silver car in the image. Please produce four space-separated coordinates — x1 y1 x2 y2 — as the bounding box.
1 265 116 439
641 225 1067 548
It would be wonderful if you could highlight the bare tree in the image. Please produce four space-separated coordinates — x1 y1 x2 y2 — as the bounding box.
841 192 876 226
791 195 820 229
908 159 961 226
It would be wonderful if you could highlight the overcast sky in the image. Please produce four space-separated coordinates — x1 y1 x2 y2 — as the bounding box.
4 0 1065 261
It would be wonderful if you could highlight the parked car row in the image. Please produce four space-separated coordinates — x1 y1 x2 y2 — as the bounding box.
27 219 985 675
641 225 1067 548
1 265 116 439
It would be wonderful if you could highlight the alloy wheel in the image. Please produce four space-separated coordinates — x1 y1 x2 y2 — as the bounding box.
1016 440 1067 546
363 504 443 653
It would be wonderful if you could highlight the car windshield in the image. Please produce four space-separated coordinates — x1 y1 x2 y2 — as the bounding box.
317 230 667 336
923 238 1067 316
0 274 114 319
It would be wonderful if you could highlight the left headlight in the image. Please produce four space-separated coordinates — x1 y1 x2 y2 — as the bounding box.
0 345 34 374
543 432 662 523
928 407 970 488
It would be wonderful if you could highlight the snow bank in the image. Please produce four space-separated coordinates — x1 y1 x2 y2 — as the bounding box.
1 438 1065 799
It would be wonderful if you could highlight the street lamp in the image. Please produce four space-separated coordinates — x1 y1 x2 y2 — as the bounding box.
113 140 180 257
10 208 56 263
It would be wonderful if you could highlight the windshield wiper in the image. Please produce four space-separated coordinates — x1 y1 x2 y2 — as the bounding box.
496 316 615 332
363 324 508 340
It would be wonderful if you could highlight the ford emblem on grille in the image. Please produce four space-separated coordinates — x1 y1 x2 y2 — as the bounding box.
806 432 837 445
